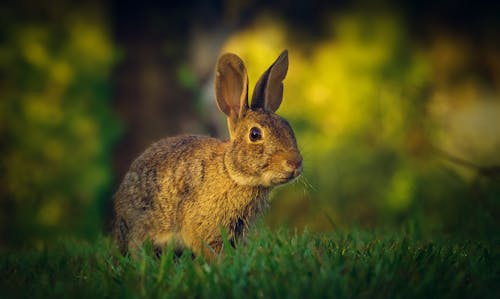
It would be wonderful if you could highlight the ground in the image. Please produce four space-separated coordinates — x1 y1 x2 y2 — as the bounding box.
1 225 498 299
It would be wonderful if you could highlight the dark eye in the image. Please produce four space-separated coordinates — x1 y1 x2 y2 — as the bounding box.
249 127 262 142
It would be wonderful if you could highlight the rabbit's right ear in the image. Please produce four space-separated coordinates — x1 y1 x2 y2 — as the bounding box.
251 50 288 113
215 53 249 138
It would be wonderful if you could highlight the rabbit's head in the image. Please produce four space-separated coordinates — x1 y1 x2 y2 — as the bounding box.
215 50 302 187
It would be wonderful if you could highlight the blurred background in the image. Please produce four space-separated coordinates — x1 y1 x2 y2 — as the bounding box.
1 0 499 248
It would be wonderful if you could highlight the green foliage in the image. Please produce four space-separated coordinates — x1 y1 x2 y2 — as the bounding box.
1 227 498 298
0 3 120 245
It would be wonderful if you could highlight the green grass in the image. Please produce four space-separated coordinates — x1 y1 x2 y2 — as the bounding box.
1 226 498 299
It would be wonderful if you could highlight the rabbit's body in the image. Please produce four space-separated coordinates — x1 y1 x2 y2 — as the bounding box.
112 50 302 258
113 135 270 255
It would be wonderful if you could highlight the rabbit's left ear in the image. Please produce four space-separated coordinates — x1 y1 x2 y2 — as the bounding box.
251 50 288 112
215 53 249 136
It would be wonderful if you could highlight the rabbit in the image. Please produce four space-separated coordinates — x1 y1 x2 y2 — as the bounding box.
112 50 302 259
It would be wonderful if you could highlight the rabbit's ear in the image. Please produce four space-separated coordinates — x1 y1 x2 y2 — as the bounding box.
215 53 249 135
251 50 288 113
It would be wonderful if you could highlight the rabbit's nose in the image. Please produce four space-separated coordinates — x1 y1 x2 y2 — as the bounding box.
286 156 303 176
287 158 302 170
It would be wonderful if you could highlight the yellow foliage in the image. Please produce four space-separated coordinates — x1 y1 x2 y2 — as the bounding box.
50 60 73 85
68 20 115 70
38 198 63 227
386 167 415 211
23 94 63 125
222 12 433 227
19 26 50 67
0 3 120 241
222 13 429 155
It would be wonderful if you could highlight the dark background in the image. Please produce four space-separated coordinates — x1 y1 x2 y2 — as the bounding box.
1 0 499 248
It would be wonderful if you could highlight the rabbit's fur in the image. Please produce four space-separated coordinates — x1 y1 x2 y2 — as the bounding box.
112 50 302 258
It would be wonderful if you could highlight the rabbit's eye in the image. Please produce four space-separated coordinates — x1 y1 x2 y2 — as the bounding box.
249 127 262 142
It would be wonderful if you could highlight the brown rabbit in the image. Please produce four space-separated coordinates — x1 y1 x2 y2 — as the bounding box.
112 50 302 259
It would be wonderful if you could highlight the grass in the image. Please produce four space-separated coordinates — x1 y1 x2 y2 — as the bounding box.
1 226 499 299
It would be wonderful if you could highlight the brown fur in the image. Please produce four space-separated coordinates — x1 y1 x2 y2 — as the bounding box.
112 50 302 259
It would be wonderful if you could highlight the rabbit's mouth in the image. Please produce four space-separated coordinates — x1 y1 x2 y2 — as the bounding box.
268 176 294 187
271 175 296 185
267 161 303 186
